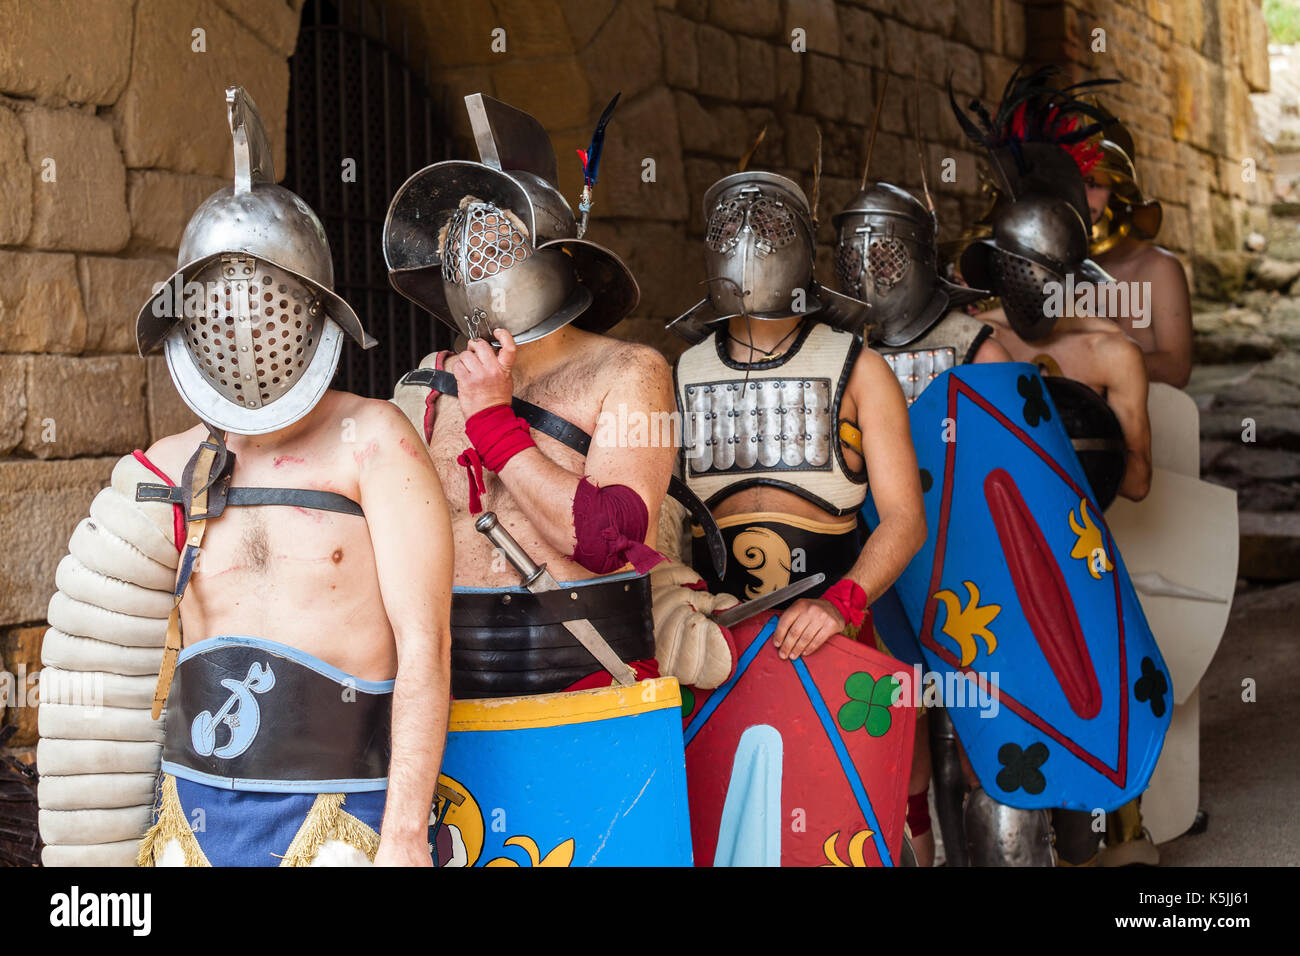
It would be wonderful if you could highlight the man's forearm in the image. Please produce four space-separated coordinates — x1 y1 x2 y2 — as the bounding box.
844 514 923 606
497 448 582 554
380 632 449 845
1142 349 1191 389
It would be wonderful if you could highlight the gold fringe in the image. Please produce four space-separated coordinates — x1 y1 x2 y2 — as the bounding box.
279 793 381 867
136 774 211 867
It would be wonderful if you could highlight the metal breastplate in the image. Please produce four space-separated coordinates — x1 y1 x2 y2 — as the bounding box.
880 310 992 406
676 323 866 516
882 347 957 407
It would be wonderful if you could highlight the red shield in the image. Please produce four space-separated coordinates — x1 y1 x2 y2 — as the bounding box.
682 616 915 867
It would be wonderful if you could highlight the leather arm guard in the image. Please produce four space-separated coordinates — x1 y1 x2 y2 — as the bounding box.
37 454 180 867
650 560 739 690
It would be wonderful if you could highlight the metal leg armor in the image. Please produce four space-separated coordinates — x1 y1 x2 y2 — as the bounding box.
928 706 970 867
963 787 1056 867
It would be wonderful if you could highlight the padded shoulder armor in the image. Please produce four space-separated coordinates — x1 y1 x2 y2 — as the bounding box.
38 453 180 867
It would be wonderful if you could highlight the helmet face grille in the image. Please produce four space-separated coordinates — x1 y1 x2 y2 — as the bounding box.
443 202 530 285
991 250 1057 332
185 259 322 408
706 196 797 255
834 241 864 299
867 237 910 293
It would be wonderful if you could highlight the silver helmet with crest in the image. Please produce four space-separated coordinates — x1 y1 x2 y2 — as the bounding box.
136 87 375 436
833 183 987 347
383 94 638 344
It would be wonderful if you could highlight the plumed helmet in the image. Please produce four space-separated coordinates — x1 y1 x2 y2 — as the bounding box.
833 183 987 347
383 94 638 345
135 87 375 436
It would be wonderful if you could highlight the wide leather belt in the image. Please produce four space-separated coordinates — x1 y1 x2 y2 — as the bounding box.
693 515 861 606
451 573 654 699
161 636 392 792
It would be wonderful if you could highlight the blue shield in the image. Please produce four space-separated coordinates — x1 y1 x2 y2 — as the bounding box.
864 364 1170 811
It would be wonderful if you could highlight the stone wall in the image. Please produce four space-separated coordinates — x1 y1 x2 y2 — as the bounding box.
0 0 1274 761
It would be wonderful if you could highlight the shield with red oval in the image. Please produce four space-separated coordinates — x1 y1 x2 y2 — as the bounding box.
863 363 1171 812
682 616 915 867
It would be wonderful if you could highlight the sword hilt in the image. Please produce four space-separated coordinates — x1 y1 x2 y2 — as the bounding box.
474 512 548 589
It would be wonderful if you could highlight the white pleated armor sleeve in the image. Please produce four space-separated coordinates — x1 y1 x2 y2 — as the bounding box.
37 454 179 867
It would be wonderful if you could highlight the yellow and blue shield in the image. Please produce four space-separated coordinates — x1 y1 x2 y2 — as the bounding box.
433 678 692 866
864 364 1171 812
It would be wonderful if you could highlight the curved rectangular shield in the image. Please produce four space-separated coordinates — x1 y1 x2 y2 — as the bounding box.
864 363 1171 812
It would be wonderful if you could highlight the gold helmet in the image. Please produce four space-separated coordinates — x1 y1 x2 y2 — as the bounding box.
1087 127 1162 255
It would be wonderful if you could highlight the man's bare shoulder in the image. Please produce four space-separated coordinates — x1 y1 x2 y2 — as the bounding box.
851 343 905 392
143 423 210 482
594 336 671 390
1140 244 1190 286
328 391 423 440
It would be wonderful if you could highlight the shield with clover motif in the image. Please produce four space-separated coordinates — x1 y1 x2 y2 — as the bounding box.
682 616 915 867
862 363 1171 812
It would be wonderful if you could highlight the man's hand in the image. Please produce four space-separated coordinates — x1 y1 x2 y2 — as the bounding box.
374 834 433 867
772 597 845 661
454 328 516 418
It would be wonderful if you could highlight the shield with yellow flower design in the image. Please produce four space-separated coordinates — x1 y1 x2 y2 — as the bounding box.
863 363 1171 812
682 617 916 866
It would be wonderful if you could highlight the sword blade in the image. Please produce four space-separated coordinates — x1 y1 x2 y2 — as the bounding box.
714 573 827 628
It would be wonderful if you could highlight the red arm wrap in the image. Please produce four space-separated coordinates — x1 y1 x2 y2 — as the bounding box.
457 404 536 514
571 477 665 575
823 578 868 630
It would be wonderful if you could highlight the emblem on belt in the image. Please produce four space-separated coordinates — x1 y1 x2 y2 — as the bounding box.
191 662 276 759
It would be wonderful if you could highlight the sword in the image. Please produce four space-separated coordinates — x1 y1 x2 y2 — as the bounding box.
475 512 638 686
714 573 827 628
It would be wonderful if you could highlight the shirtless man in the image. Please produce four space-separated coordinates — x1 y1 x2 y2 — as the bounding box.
1084 136 1193 388
95 89 450 868
383 95 704 867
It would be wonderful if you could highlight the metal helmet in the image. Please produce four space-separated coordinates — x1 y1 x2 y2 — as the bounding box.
667 169 870 344
384 94 638 344
833 183 987 347
960 144 1113 342
1088 138 1162 255
136 87 375 436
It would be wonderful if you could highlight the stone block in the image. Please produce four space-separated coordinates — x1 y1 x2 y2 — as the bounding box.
78 255 175 354
22 356 148 460
736 36 777 105
0 250 87 354
126 170 227 251
0 106 31 245
839 6 884 69
213 0 302 56
578 0 663 112
0 0 132 104
116 0 290 177
709 0 781 37
147 355 199 442
785 0 840 57
22 108 129 253
491 56 593 132
0 356 30 456
696 23 739 101
658 11 699 89
800 55 845 122
0 457 118 626
599 87 688 222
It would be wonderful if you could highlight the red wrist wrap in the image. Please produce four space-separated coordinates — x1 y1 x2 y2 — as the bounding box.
823 579 868 630
465 404 535 472
457 404 535 515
